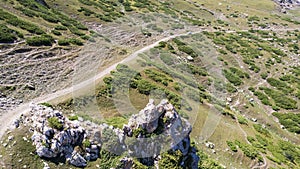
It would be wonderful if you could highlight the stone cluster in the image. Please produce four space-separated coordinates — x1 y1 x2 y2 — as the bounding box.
23 104 99 167
274 0 300 12
22 99 199 168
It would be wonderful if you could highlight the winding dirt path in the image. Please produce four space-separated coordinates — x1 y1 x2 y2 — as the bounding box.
0 30 209 139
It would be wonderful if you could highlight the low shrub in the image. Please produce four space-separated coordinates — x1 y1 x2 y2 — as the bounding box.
69 115 79 121
253 124 271 137
26 34 54 46
223 69 243 86
54 25 68 30
0 24 18 43
262 88 297 109
273 112 300 134
51 30 61 36
58 39 70 46
48 117 63 130
39 102 53 108
226 141 238 152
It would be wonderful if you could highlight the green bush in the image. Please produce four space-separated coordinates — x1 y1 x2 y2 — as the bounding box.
267 78 293 94
98 149 121 168
137 79 156 95
197 149 225 168
235 140 259 159
273 112 300 134
39 13 59 23
69 115 79 121
229 67 250 79
0 9 44 34
223 69 243 86
104 116 127 129
51 30 61 36
124 5 133 12
48 117 63 130
58 39 70 46
262 88 297 109
260 73 268 79
226 141 238 152
69 27 85 36
26 34 54 46
0 24 18 43
238 116 248 125
15 7 38 17
82 140 91 148
253 124 271 137
39 102 53 108
253 91 272 106
68 38 83 46
158 150 183 169
178 45 197 57
78 7 95 16
221 110 235 119
187 64 208 76
255 135 268 147
144 69 172 86
54 25 68 30
173 38 186 46
226 83 237 93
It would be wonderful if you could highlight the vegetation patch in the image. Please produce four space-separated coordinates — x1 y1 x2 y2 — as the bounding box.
26 34 54 46
47 117 63 130
273 112 300 134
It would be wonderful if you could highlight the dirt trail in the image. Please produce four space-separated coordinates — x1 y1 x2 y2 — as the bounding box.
0 26 298 139
0 30 208 139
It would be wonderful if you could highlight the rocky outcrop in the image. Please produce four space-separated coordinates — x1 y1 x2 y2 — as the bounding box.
274 0 300 12
123 99 199 168
23 104 99 167
22 99 199 168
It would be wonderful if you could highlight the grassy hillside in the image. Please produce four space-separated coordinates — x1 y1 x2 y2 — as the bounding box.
0 0 299 168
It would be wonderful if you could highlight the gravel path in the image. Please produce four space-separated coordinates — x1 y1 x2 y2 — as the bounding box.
0 30 207 139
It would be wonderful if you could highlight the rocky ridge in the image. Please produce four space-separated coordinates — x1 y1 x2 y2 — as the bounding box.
18 99 199 168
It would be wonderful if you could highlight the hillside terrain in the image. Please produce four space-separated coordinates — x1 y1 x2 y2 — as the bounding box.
0 0 299 168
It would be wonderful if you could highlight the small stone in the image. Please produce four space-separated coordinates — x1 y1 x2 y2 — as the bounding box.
43 162 50 169
18 159 23 162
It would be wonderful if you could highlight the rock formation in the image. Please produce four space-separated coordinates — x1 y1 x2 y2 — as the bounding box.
274 0 300 12
123 99 199 168
23 104 99 167
21 99 199 168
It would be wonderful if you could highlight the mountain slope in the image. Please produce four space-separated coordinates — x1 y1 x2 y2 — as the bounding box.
0 0 299 168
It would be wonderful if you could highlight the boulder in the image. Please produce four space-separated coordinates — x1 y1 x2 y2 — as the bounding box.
36 146 56 158
68 151 87 167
